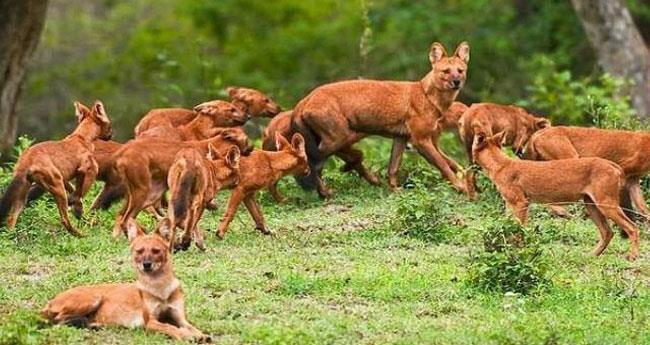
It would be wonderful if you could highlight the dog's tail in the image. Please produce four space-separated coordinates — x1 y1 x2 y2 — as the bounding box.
0 170 30 227
171 160 195 223
94 163 125 210
290 113 320 191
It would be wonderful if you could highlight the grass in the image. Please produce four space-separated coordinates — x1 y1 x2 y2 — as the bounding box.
1 137 650 344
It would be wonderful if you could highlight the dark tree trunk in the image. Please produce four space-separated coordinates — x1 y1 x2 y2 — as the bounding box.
571 0 650 118
0 0 48 161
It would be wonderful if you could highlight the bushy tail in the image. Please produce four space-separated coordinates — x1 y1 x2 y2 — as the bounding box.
0 173 30 226
290 115 320 190
171 169 195 223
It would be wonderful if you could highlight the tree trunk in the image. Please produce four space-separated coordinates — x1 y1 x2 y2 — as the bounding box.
0 0 48 161
571 0 650 118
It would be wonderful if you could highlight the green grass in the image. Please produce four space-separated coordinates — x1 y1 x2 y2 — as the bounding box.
1 139 650 344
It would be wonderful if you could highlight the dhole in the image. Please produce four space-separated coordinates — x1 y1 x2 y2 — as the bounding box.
112 129 252 238
526 126 650 221
291 41 470 197
473 131 640 261
458 102 550 198
159 145 241 251
216 133 310 239
41 220 211 342
0 101 112 236
133 87 281 136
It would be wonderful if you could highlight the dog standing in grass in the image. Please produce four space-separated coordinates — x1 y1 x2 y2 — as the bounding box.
473 131 640 260
0 101 112 236
41 220 211 342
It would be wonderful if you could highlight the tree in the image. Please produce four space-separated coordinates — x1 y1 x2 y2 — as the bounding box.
0 0 48 160
571 0 650 118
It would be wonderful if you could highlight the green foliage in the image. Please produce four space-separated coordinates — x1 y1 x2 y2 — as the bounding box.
521 56 637 127
0 310 45 345
467 217 549 294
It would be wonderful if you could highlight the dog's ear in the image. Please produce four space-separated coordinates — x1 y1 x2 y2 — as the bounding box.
206 143 222 160
493 131 507 146
429 42 448 65
92 100 110 124
126 219 143 243
155 218 174 246
473 132 487 151
74 101 90 123
535 118 551 130
291 133 306 153
226 146 241 169
275 132 291 151
220 129 237 141
453 41 470 64
227 87 241 99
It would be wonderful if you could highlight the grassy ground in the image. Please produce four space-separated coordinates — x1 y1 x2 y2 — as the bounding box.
1 137 650 344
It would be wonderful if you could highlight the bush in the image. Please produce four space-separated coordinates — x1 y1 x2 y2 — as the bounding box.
467 217 549 294
521 55 638 128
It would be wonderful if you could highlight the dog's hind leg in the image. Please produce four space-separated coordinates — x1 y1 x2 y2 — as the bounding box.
336 146 380 186
216 188 245 239
243 193 271 235
595 195 640 261
583 196 614 256
387 137 408 190
33 170 83 237
628 177 650 220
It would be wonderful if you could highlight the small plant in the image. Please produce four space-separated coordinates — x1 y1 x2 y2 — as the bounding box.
467 217 549 294
0 310 45 345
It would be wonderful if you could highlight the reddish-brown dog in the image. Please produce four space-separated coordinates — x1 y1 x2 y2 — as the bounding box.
0 101 112 236
160 145 240 251
216 133 310 239
291 41 470 198
474 131 639 260
42 220 210 342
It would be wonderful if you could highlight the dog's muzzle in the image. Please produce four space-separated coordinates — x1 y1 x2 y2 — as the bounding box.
142 261 153 272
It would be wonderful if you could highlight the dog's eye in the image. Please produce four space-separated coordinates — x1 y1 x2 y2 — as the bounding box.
458 69 464 73
151 248 161 255
136 248 144 255
442 68 451 74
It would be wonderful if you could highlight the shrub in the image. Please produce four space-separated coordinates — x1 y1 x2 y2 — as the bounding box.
467 217 549 294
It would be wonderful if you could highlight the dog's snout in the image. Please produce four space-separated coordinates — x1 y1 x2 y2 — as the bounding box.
142 261 153 271
452 79 461 88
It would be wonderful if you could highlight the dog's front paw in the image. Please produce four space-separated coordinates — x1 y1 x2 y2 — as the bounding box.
194 334 212 343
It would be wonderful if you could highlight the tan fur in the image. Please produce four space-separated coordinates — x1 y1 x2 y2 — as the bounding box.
0 101 112 236
111 128 252 238
474 131 639 260
292 42 470 197
41 221 210 342
216 133 310 239
161 145 240 251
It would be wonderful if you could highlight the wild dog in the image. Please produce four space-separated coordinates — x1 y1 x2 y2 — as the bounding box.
0 101 112 236
112 128 252 238
473 131 640 261
291 41 470 198
216 133 309 239
263 102 469 202
525 126 650 221
41 220 211 342
137 100 247 140
134 87 281 136
458 103 550 198
159 145 240 251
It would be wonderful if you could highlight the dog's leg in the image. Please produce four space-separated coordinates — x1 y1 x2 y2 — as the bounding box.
411 135 466 194
243 193 271 235
547 204 571 218
501 188 529 224
268 183 286 203
595 196 640 261
71 158 99 219
216 188 245 239
387 137 407 191
628 178 650 219
336 146 380 186
166 305 210 342
583 197 614 256
145 319 195 341
34 171 83 237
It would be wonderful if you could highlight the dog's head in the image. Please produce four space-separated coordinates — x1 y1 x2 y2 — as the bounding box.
74 100 113 140
126 220 172 275
212 127 253 156
193 100 248 127
428 41 470 92
207 144 241 188
275 133 310 177
228 87 281 118
472 130 506 163
513 113 551 158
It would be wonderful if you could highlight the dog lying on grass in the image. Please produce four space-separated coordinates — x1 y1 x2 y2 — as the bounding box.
216 133 310 239
473 131 640 261
112 128 252 238
41 220 211 342
261 102 469 202
0 101 112 236
159 145 241 252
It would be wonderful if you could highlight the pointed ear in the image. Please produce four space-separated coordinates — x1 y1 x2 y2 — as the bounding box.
493 131 506 146
473 132 487 150
207 143 222 160
429 42 448 65
126 219 143 243
275 132 290 151
535 118 551 129
454 41 470 64
291 133 305 153
227 87 240 98
155 218 174 245
74 101 89 123
93 101 110 124
226 146 241 169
